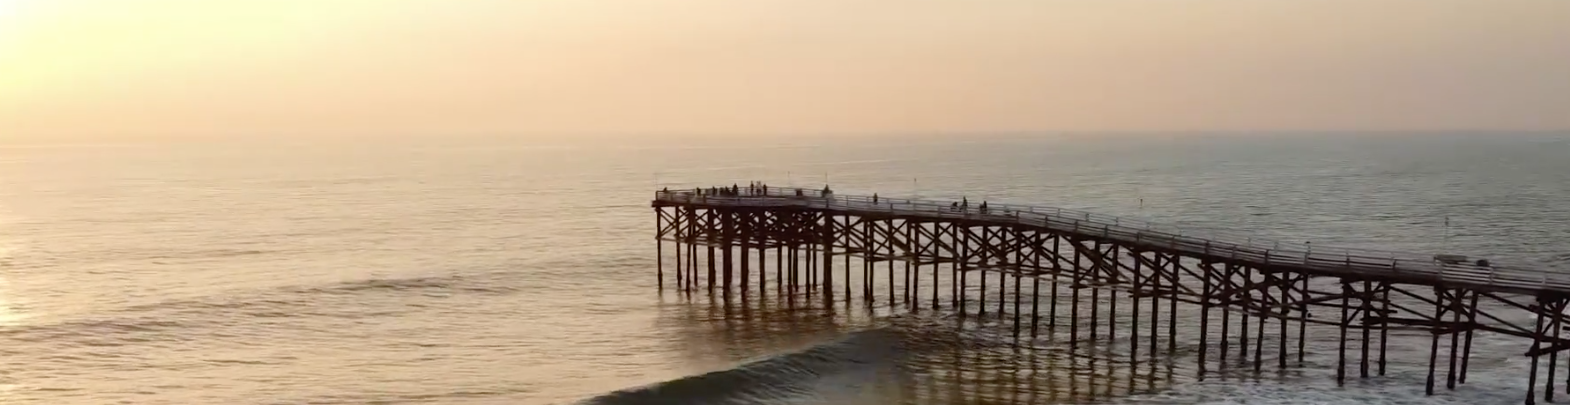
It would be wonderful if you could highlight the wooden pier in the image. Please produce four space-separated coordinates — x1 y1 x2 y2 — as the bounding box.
652 186 1570 404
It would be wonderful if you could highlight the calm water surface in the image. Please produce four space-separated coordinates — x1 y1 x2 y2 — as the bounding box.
1 133 1568 404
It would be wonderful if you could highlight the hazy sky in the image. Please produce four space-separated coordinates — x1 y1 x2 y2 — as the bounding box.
1 0 1568 141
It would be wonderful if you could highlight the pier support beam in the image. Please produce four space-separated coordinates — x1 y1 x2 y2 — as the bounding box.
822 212 834 306
722 210 734 301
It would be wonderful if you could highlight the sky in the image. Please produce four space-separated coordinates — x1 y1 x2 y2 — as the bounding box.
1 0 1568 142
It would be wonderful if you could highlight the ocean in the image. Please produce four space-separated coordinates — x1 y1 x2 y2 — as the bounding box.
1 132 1568 404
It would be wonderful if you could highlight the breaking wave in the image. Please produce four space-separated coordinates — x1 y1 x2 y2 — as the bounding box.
581 328 908 405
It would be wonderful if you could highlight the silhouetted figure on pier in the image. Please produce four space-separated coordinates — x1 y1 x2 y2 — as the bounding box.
873 193 878 204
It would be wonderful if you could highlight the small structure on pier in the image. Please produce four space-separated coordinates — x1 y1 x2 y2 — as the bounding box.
1435 254 1469 265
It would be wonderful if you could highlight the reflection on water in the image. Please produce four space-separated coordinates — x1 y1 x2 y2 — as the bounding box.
634 263 1533 405
0 295 19 327
0 264 24 327
646 288 1188 405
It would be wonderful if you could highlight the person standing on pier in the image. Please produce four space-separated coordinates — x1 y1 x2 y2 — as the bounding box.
873 193 878 204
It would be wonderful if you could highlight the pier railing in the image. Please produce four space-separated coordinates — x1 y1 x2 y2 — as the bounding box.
657 187 1567 294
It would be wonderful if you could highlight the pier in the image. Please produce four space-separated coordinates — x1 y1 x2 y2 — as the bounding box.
652 186 1570 404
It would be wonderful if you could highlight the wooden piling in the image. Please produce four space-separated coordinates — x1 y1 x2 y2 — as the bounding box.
657 210 664 290
722 211 734 300
757 241 765 299
1273 273 1287 370
1301 275 1311 366
1378 281 1390 376
1199 261 1212 378
1013 231 1024 336
1529 299 1548 405
1107 244 1118 348
1425 288 1444 396
923 224 935 310
1240 266 1251 363
822 213 834 305
1070 241 1082 351
1168 254 1179 355
1339 280 1352 387
1361 279 1372 378
1460 292 1476 383
1220 264 1231 365
1050 235 1060 330
1447 290 1464 390
1031 233 1043 337
981 228 990 318
1132 250 1143 364
673 210 682 293
1151 252 1161 359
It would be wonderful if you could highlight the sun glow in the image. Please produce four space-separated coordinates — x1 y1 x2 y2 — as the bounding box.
0 0 27 23
0 0 31 52
3 0 1570 140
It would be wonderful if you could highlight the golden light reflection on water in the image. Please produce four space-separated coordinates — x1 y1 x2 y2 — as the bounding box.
0 204 26 327
0 274 27 405
0 247 23 327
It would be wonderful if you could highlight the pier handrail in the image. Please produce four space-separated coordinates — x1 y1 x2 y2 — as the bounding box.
656 187 1567 292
